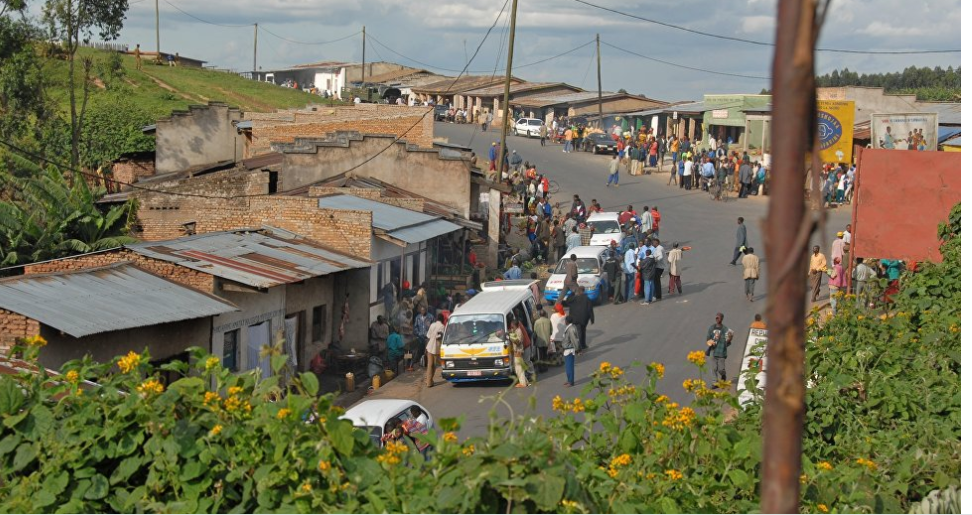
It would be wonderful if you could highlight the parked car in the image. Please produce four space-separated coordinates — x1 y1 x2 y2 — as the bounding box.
513 118 544 138
341 399 434 447
585 211 623 247
433 104 451 122
543 245 610 304
580 132 619 154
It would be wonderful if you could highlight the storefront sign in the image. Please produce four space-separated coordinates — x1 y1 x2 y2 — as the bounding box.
870 112 938 151
711 109 729 119
502 195 524 214
817 100 855 163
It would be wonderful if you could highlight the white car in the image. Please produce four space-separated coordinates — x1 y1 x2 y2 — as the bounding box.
543 245 609 304
514 118 544 138
341 399 434 447
586 212 623 247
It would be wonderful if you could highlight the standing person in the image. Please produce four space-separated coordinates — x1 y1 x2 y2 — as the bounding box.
651 238 665 302
705 313 734 385
563 126 574 153
667 242 683 295
413 306 433 364
604 243 622 304
650 206 661 239
557 254 579 303
606 154 620 187
488 142 498 173
638 246 657 306
564 288 594 351
424 314 446 387
369 316 390 355
386 326 405 369
670 152 680 186
853 257 875 307
565 227 582 253
508 317 529 388
831 231 845 265
682 154 694 190
623 243 637 302
808 245 828 302
515 315 536 383
549 303 567 366
741 247 760 302
738 158 754 198
551 219 566 263
828 257 846 312
134 43 142 70
730 217 747 265
562 315 579 387
539 123 548 147
533 308 552 372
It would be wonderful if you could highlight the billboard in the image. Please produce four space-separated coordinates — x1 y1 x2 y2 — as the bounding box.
817 100 855 163
870 112 938 151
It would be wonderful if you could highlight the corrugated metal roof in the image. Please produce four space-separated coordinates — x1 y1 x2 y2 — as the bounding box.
464 82 580 97
126 227 371 289
412 76 524 94
917 102 961 125
0 263 238 337
938 127 961 144
317 194 461 243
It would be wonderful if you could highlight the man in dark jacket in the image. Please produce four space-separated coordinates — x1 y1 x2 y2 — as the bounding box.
564 288 594 351
550 220 566 264
604 243 622 304
730 217 748 265
738 158 754 198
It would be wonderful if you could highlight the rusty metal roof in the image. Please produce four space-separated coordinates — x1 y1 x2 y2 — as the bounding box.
126 227 371 289
0 263 239 337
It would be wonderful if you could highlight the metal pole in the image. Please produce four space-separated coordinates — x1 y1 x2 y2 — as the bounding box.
761 0 817 512
253 24 258 74
596 33 603 130
154 0 160 63
361 26 366 85
496 0 518 184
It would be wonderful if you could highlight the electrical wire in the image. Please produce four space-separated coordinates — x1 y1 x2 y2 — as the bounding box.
259 27 361 46
579 43 596 90
161 0 252 28
600 40 770 80
571 0 960 55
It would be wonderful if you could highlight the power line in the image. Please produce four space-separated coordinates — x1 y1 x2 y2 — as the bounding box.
259 26 361 46
571 0 960 55
161 0 251 28
600 40 770 80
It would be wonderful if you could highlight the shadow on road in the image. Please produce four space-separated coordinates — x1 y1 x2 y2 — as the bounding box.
680 280 726 295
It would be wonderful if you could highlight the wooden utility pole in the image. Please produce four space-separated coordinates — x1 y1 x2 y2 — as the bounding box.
253 24 258 73
761 0 818 512
596 33 603 129
496 0 518 184
154 0 160 63
361 26 366 84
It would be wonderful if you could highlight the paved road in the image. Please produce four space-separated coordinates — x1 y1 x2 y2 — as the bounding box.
364 122 851 440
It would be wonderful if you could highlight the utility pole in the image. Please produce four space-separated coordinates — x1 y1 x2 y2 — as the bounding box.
361 26 366 85
761 0 819 512
154 0 160 63
253 23 258 74
596 33 603 130
496 0 518 185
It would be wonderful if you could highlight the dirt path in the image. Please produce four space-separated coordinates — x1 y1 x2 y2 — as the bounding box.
215 87 275 112
142 72 198 102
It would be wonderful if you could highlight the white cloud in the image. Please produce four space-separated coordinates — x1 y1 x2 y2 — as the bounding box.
740 15 774 34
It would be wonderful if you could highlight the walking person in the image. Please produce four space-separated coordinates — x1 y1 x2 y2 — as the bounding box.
667 242 683 295
557 254 579 303
533 308 552 372
741 247 760 302
549 303 567 366
808 245 827 302
562 315 579 387
682 154 694 190
604 242 623 304
651 238 665 302
540 124 548 147
424 314 446 387
508 317 529 388
564 287 594 351
134 43 142 70
729 217 747 265
828 257 846 313
606 154 620 187
550 219 566 264
705 313 734 385
738 158 754 198
853 257 875 307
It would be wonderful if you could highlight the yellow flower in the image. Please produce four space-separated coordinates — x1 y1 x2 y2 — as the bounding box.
610 454 632 468
204 356 220 371
552 395 567 412
462 444 475 457
687 350 707 367
607 467 619 478
228 386 244 396
817 461 833 471
857 315 865 321
210 424 222 436
610 366 624 379
385 440 408 454
806 317 816 327
318 460 331 472
301 483 312 493
117 351 141 374
649 362 665 378
571 397 585 413
818 504 829 513
654 394 669 404
856 457 877 471
24 335 47 347
65 370 79 383
204 391 221 406
75 388 83 397
664 469 683 481
443 432 458 444
949 324 959 334
599 362 612 373
561 500 581 511
136 378 164 396
800 474 808 484
276 408 292 420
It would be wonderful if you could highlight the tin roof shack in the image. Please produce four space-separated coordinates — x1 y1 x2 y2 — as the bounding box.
460 82 583 124
126 227 372 375
315 194 461 321
0 263 238 371
411 76 525 107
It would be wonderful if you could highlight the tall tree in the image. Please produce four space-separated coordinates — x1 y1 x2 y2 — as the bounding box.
42 0 128 170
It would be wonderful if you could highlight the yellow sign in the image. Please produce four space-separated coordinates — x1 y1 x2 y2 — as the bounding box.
817 100 855 163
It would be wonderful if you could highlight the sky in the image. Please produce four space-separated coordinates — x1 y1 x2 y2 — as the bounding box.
69 0 964 100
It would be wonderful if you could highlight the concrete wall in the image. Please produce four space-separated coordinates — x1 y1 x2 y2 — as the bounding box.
331 268 371 352
37 317 212 371
210 281 286 375
277 133 473 218
283 274 334 370
155 103 245 175
817 87 921 124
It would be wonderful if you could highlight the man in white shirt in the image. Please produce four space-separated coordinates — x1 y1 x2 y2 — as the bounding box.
682 155 694 190
623 244 637 302
425 314 446 387
651 238 666 302
842 224 852 246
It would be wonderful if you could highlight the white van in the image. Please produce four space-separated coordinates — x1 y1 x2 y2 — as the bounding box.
513 118 544 138
543 246 609 304
440 281 540 383
586 212 623 247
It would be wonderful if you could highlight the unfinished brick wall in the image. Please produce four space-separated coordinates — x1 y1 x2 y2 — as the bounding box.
23 250 216 292
0 309 41 354
305 186 426 213
111 157 156 190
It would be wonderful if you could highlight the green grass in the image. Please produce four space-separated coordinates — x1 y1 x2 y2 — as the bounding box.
46 48 344 119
